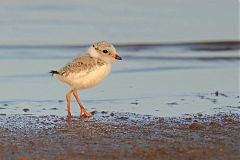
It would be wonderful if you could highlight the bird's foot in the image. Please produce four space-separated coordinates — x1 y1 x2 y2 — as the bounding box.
67 112 72 118
80 109 92 118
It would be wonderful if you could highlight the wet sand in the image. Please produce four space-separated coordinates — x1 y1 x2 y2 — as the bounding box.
0 112 239 160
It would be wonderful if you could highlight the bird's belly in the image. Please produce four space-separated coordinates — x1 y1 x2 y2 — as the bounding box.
72 65 110 89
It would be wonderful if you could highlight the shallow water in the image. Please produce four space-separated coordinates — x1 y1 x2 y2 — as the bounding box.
0 1 239 117
0 43 239 117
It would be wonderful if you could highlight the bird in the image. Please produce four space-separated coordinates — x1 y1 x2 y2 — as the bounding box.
50 41 122 118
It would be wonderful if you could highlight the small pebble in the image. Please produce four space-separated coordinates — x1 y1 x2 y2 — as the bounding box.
189 122 204 130
130 102 139 105
167 102 178 106
58 100 64 103
101 111 108 114
23 108 30 112
90 111 97 115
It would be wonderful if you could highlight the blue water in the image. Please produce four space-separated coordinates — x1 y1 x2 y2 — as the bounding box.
0 0 238 45
0 1 239 117
0 44 239 117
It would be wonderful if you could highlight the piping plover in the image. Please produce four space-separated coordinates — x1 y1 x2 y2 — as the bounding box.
50 41 122 117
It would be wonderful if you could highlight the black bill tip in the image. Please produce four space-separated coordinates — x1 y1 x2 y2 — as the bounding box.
49 70 59 76
115 54 122 60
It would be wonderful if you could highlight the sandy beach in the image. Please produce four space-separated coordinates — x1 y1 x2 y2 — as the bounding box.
0 112 239 160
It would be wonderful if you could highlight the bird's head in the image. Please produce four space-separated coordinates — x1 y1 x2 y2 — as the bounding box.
89 41 122 63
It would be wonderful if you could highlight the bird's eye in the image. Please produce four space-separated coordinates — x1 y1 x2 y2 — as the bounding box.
103 50 108 53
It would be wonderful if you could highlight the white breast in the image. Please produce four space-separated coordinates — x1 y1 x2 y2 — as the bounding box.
57 64 111 90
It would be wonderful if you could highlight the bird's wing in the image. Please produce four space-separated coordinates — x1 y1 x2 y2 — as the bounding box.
58 53 105 78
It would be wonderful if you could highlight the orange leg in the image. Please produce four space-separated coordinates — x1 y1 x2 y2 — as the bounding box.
66 90 73 117
72 90 92 118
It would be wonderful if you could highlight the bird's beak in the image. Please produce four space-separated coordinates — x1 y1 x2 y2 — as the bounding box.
114 54 122 60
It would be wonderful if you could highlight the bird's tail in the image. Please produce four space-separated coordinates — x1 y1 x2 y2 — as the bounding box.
49 70 60 76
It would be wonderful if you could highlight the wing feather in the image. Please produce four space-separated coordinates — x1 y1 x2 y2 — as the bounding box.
58 53 105 78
